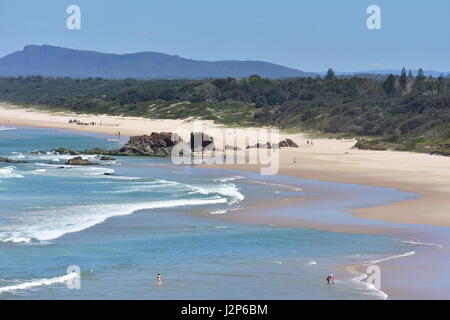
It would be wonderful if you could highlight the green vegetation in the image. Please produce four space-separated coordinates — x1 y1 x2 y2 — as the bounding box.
0 72 449 155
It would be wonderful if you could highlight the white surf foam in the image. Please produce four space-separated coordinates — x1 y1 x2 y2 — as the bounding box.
0 166 24 179
0 127 16 131
348 251 416 300
401 240 443 248
213 175 244 183
0 198 227 244
209 209 229 215
246 179 303 192
28 153 98 162
0 273 78 293
107 178 246 205
209 207 240 215
368 251 415 265
34 163 115 177
187 183 245 204
350 270 389 300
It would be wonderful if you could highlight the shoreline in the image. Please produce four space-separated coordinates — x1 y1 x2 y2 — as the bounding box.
2 102 449 227
196 167 448 299
2 103 450 299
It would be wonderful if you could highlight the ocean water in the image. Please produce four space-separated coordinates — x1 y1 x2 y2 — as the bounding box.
0 126 426 299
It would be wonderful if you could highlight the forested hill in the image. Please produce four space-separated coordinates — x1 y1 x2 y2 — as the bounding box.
0 45 315 79
0 71 449 155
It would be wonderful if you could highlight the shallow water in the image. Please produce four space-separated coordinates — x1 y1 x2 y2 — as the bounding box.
0 127 428 299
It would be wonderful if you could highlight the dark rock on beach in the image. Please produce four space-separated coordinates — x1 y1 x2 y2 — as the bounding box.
190 132 215 151
279 139 299 148
247 142 277 149
246 139 298 149
224 145 241 151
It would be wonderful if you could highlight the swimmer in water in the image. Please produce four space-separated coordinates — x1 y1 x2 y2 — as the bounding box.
326 274 336 285
156 273 162 285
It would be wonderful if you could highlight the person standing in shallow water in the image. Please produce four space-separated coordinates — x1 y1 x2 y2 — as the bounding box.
156 273 162 285
326 274 336 285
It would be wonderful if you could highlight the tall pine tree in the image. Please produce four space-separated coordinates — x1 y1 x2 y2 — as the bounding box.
399 67 407 90
416 68 425 81
325 68 335 80
383 74 397 95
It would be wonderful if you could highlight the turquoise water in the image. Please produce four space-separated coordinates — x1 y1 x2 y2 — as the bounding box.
0 126 424 299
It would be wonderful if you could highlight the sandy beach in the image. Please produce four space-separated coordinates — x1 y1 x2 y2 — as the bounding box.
2 102 449 227
2 102 450 299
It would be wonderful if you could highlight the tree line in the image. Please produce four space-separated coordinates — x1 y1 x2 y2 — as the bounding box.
0 70 448 155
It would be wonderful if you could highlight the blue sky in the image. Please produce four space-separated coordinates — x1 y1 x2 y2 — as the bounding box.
0 0 449 72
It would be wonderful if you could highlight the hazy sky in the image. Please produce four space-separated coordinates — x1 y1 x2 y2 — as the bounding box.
0 0 449 72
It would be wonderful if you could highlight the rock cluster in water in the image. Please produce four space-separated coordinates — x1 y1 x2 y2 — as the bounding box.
66 156 98 166
0 157 29 163
34 132 299 164
50 132 198 158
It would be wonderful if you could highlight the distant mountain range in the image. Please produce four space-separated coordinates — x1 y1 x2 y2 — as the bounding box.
0 45 315 79
324 69 450 78
0 45 448 80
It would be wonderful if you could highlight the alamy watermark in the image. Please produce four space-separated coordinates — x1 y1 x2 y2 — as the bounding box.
170 121 280 175
66 265 81 290
66 5 381 31
367 5 381 30
66 5 81 30
366 264 381 290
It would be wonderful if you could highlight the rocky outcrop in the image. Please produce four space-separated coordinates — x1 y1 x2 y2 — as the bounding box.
42 132 183 158
37 132 222 158
66 157 98 166
246 139 299 149
100 156 116 161
247 142 278 149
30 150 47 155
52 148 81 155
0 157 29 163
279 139 299 148
82 148 112 155
190 132 215 151
118 132 182 156
224 145 241 151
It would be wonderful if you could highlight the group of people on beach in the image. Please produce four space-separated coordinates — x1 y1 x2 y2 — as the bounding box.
68 119 100 126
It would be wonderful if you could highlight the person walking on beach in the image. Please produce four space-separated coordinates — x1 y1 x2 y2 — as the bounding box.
326 274 336 285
